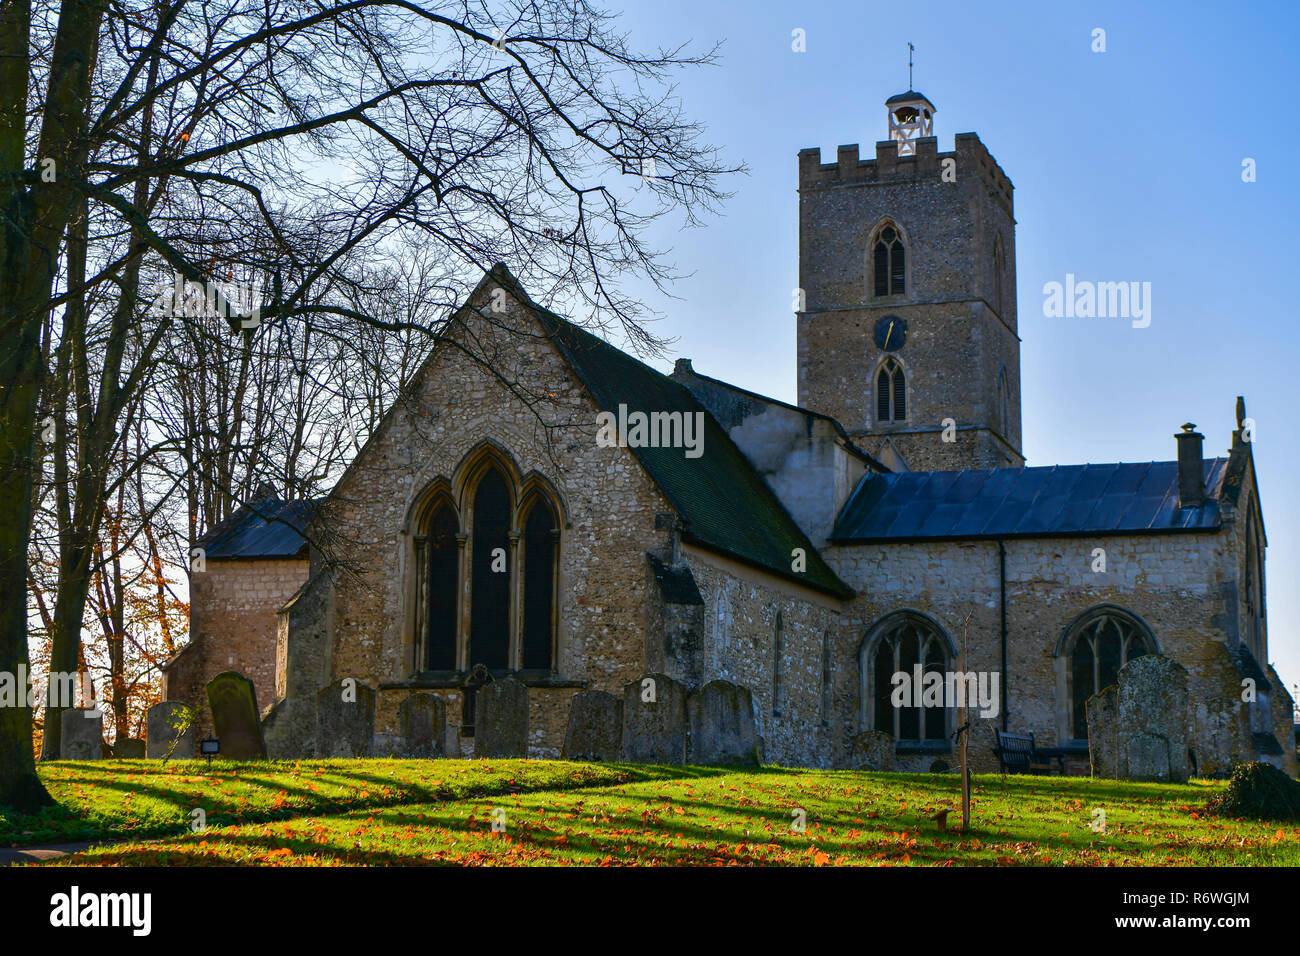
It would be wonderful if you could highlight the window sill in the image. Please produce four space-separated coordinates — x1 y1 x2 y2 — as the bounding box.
380 672 589 691
894 740 952 756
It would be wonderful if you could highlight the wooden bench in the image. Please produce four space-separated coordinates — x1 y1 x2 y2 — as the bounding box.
994 730 1065 775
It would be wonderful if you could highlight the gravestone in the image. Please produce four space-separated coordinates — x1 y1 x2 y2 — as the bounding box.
1117 655 1190 783
844 730 896 771
1086 685 1119 778
147 701 196 759
686 680 760 767
563 690 624 762
205 671 266 760
622 673 688 764
114 738 146 759
475 678 528 758
316 679 375 758
400 693 447 758
59 708 103 760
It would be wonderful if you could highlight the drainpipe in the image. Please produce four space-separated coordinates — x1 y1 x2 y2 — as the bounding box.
999 539 1008 731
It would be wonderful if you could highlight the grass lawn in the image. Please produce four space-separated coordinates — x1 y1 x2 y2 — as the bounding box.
15 762 1300 866
0 759 678 846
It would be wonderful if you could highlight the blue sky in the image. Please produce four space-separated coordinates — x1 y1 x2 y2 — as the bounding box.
602 0 1300 691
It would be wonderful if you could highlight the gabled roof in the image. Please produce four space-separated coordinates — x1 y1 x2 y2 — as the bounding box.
198 497 317 559
488 266 853 599
669 361 886 472
833 460 1227 543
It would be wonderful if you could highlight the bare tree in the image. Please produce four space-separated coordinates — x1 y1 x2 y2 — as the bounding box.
1 0 736 809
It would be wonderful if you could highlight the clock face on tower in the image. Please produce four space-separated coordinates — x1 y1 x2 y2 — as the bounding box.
873 315 907 351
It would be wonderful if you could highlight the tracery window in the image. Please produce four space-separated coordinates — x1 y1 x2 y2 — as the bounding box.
873 225 906 297
1063 608 1156 739
876 358 906 423
861 613 951 743
412 458 562 676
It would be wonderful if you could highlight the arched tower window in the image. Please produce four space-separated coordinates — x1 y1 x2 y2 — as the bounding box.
468 467 512 670
873 224 905 297
876 358 906 423
1061 607 1157 740
860 612 952 743
422 501 459 671
521 496 558 671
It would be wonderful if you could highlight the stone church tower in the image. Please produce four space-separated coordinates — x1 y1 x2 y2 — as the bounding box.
796 91 1024 471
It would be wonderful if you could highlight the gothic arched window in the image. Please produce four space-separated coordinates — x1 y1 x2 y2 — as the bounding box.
521 497 558 671
1063 607 1157 739
411 458 563 678
423 502 459 671
469 467 512 671
876 358 906 423
873 225 906 297
861 613 951 743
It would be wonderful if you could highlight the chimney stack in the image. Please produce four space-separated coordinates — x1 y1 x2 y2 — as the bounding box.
1175 423 1204 508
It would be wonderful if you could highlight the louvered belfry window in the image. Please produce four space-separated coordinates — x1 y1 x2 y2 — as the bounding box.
876 359 905 423
873 225 905 297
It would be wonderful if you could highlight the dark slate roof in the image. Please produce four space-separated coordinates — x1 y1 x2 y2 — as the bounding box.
833 460 1228 542
885 89 935 107
670 363 887 472
487 266 853 598
198 498 317 559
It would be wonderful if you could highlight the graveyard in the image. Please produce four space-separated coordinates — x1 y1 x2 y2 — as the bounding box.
4 759 1299 866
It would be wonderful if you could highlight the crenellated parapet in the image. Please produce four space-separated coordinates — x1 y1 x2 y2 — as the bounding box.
798 132 1014 216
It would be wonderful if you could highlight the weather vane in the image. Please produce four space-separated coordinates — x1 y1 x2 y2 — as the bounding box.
908 42 915 89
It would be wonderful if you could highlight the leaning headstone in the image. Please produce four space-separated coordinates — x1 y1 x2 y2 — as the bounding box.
205 671 266 760
563 690 624 762
686 680 760 767
476 678 528 758
1117 655 1190 783
316 679 375 758
147 701 196 759
113 738 146 759
400 693 447 758
844 730 896 771
622 673 688 764
1086 685 1119 778
60 708 103 760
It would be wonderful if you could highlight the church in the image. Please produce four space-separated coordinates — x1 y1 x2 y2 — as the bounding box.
165 90 1295 775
